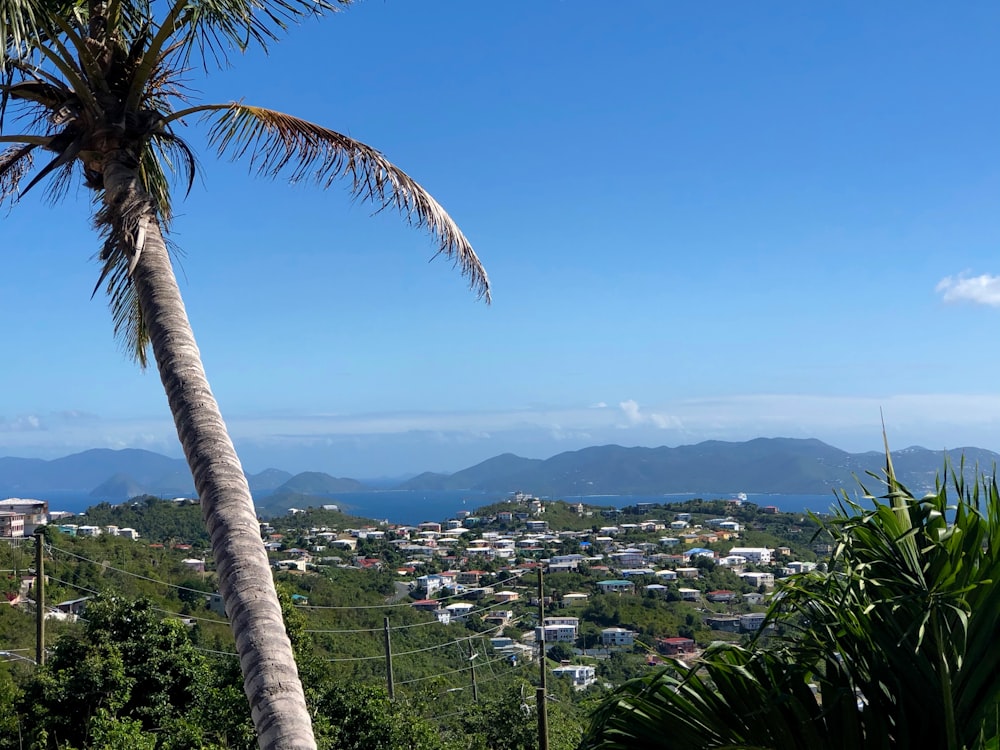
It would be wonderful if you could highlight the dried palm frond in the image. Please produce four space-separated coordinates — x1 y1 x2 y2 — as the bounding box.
0 142 33 202
190 102 490 301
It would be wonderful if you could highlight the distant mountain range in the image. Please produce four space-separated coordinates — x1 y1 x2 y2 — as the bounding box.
0 439 996 505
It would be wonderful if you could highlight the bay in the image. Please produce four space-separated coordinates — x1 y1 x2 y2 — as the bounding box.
39 488 850 527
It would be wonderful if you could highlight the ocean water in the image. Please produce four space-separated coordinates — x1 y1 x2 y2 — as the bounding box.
38 488 847 526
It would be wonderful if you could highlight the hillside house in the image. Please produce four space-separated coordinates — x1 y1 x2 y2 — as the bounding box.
596 579 634 594
706 615 741 633
657 636 697 655
729 547 773 564
601 627 635 646
536 624 577 644
0 499 47 534
0 512 24 538
740 571 775 589
552 664 596 689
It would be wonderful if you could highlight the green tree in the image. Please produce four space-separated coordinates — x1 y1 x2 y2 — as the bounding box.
582 452 1000 749
462 681 583 750
1 2 488 747
19 595 221 749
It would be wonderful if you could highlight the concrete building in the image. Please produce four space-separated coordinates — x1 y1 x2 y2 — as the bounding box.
596 579 634 594
0 499 47 534
601 627 635 646
551 664 596 689
728 547 773 564
0 512 25 538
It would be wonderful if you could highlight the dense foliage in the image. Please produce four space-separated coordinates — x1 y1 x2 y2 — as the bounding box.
583 456 1000 749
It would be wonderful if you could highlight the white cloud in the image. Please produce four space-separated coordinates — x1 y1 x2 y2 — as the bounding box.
0 414 44 432
618 400 681 430
936 273 1000 307
5 394 1000 475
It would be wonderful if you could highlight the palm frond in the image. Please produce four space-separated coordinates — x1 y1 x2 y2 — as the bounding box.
92 183 156 366
583 647 843 750
183 0 349 55
0 0 57 61
0 142 34 202
139 131 198 224
194 102 490 301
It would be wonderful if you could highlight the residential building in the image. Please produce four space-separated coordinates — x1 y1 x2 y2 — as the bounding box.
0 499 47 534
706 590 737 603
740 612 771 632
596 579 634 594
601 627 635 646
705 615 741 633
0 512 25 538
657 636 696 655
610 549 644 568
535 624 576 643
678 587 700 601
740 571 775 589
728 547 773 564
551 664 596 689
445 602 474 621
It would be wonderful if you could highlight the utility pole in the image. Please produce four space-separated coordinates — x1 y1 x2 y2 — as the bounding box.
384 616 394 700
34 527 44 666
536 566 549 750
470 651 479 702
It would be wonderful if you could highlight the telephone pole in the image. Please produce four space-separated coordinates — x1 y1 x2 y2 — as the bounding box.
34 527 45 666
384 616 394 700
536 566 549 750
470 651 479 702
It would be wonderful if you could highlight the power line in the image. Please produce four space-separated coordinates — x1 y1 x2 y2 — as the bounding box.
45 544 528 617
323 622 508 663
396 652 518 687
304 598 516 634
299 571 528 610
46 544 209 595
44 576 229 626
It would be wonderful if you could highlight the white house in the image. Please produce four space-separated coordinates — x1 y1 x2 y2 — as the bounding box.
678 587 701 601
444 602 475 621
552 664 596 689
0 498 47 534
728 547 773 565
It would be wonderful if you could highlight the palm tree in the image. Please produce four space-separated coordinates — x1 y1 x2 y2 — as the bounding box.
0 2 489 748
582 450 1000 749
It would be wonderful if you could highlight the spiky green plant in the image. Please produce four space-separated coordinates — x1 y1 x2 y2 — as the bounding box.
583 449 1000 750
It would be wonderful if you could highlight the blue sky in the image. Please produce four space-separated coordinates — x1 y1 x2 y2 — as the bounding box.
4 1 1000 478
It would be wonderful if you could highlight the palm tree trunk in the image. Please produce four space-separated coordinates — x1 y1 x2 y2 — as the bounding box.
101 155 317 750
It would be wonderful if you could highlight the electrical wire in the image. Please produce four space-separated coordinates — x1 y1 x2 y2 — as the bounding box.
304 597 516 634
298 570 528 610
